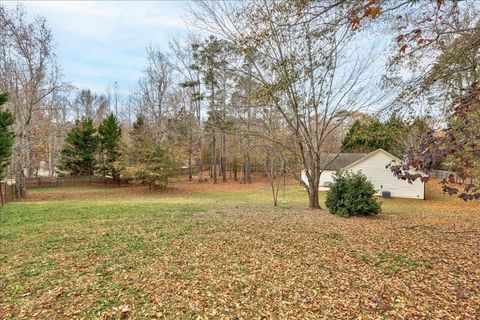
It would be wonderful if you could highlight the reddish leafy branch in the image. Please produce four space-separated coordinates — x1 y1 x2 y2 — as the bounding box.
349 0 382 30
388 83 480 201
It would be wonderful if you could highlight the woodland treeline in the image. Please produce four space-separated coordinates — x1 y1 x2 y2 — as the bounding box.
1 1 479 206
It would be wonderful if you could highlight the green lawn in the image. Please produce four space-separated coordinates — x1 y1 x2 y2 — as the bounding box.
1 182 479 318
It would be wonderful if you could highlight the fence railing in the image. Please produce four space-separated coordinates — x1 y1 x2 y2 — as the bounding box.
25 176 130 188
428 169 478 185
1 183 18 206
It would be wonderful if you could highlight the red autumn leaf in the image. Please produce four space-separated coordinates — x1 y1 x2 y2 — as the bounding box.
396 34 405 42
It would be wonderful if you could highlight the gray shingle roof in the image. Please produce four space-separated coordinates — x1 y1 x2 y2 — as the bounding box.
320 153 367 170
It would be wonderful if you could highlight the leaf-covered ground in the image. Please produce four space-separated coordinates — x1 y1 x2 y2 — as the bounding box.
1 180 479 319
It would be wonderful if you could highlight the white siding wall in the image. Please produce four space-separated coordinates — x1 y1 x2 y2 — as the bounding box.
301 170 335 187
300 170 308 186
320 170 335 187
348 151 425 199
301 150 425 199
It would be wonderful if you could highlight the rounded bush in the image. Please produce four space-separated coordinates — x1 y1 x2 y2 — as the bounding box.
325 170 381 217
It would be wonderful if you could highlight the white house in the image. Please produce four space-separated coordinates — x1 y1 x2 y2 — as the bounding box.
301 149 426 200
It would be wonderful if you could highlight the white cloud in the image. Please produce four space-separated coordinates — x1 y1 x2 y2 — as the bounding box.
5 1 190 93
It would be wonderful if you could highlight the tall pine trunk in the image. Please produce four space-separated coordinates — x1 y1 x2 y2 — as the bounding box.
212 128 217 183
188 153 192 182
221 77 227 182
196 74 204 183
243 154 251 184
234 157 237 181
211 82 217 184
188 112 193 182
221 132 227 182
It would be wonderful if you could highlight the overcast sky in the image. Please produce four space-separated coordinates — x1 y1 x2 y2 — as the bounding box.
5 1 191 95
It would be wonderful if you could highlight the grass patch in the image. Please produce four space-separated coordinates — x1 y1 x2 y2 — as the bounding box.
324 231 344 241
0 181 478 318
376 251 425 273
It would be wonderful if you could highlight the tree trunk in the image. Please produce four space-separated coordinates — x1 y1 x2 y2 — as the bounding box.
221 76 227 183
221 132 227 182
25 137 31 178
271 183 278 206
308 184 321 209
188 129 193 182
197 133 203 181
242 155 251 184
210 79 217 184
48 134 52 176
15 166 27 198
242 161 247 183
197 155 204 182
246 155 251 183
188 111 193 182
212 128 217 184
14 132 28 198
196 74 204 183
188 153 192 182
234 157 237 181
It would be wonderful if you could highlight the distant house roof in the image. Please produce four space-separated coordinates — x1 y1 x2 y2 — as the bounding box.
321 149 426 176
320 153 367 170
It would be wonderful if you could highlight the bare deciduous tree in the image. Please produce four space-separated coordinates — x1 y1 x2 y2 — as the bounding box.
192 0 383 208
133 46 173 143
170 36 205 182
0 4 65 197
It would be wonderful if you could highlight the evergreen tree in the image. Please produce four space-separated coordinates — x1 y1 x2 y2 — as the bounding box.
0 93 15 180
98 113 122 179
342 119 390 153
342 115 409 156
59 118 98 176
117 115 177 188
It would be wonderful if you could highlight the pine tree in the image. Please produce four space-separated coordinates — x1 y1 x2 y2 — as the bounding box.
59 118 98 176
0 93 15 180
98 113 122 180
118 115 177 188
196 36 228 184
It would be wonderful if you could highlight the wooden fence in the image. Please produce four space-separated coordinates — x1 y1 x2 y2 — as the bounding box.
1 183 18 206
25 176 130 188
429 169 456 180
428 169 478 185
24 166 263 188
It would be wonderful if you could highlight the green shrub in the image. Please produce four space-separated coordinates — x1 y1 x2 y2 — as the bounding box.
325 170 381 217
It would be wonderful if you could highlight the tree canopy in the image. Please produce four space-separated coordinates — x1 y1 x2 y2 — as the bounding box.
341 115 430 158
